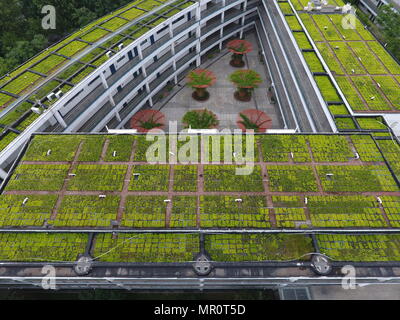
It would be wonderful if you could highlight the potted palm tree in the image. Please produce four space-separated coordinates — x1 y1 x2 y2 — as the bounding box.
130 110 165 133
182 109 219 129
227 39 253 68
237 109 272 132
187 69 216 101
229 69 262 102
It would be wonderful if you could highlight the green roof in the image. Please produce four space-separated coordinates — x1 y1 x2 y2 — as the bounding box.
0 133 400 263
281 1 400 117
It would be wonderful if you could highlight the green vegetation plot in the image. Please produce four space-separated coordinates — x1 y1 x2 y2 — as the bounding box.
120 7 146 20
129 165 170 191
352 76 390 110
23 135 82 161
104 135 135 161
278 2 294 15
173 165 197 192
293 32 313 49
334 76 366 110
2 72 43 95
309 195 386 228
203 165 264 192
0 132 19 152
0 102 35 128
316 42 344 75
351 135 384 162
6 164 69 191
200 196 270 228
356 117 387 130
0 195 57 228
315 76 341 102
307 135 354 162
204 135 256 163
15 113 40 131
121 196 166 228
77 136 107 161
312 15 342 41
328 42 365 74
170 196 197 228
205 234 314 262
93 233 199 262
267 165 318 192
299 13 324 42
68 164 127 191
377 140 400 181
0 233 88 262
368 42 400 75
317 234 400 261
285 16 302 30
373 76 400 110
317 164 398 192
328 15 361 41
347 42 386 74
328 104 349 115
31 55 67 75
57 41 89 57
335 118 358 131
381 196 400 227
272 196 308 228
134 135 166 162
303 51 325 73
81 28 110 42
100 17 129 31
258 135 311 162
53 195 119 228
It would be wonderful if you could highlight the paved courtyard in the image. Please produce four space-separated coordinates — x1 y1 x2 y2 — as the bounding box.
154 32 285 132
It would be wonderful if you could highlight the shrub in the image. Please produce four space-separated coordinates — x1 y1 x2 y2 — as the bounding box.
182 109 219 129
229 69 262 101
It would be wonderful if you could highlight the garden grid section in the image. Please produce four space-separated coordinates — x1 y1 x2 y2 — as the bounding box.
2 134 400 230
290 5 400 112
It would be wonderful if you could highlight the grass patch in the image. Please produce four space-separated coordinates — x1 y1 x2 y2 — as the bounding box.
205 234 314 262
121 196 166 228
68 164 127 191
203 165 264 192
93 233 199 262
5 164 69 191
129 165 170 191
267 165 318 192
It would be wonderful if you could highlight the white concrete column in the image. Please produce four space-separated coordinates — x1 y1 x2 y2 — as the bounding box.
115 111 121 121
196 5 201 21
0 168 8 180
145 82 151 94
53 110 67 128
109 94 116 107
171 43 176 56
137 44 143 60
100 72 109 89
141 66 147 78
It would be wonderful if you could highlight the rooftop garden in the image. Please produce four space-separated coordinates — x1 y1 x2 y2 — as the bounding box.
0 133 399 232
278 0 400 134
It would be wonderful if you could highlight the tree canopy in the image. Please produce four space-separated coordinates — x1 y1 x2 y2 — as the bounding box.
377 4 400 58
0 0 134 76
